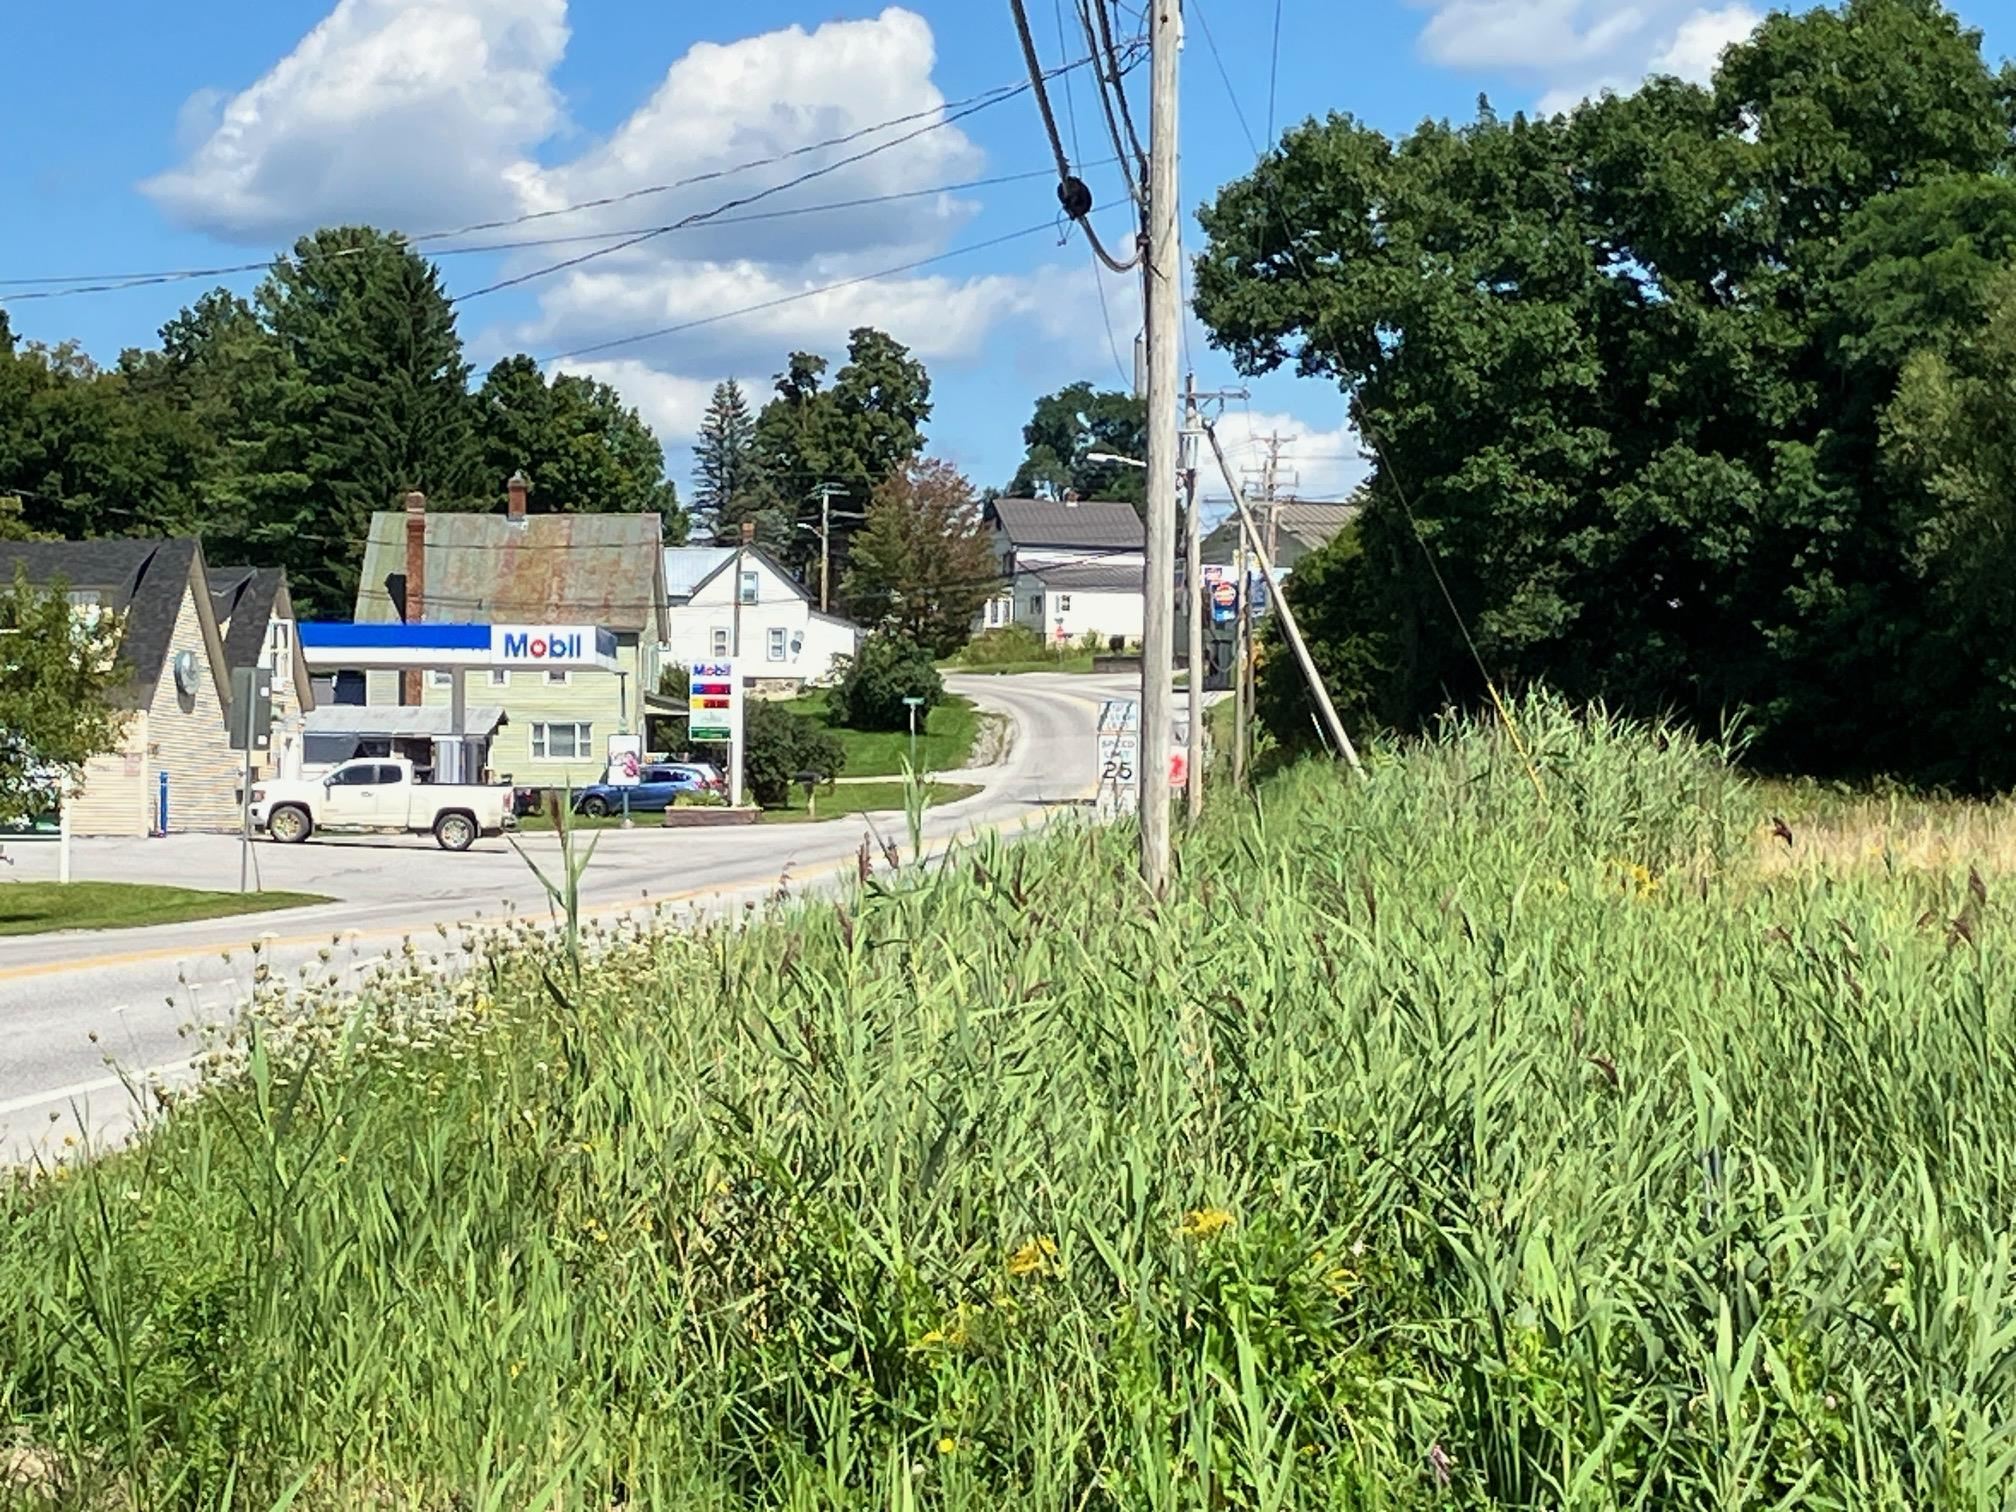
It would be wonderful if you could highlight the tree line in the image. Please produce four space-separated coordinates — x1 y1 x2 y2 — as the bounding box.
1197 0 2016 790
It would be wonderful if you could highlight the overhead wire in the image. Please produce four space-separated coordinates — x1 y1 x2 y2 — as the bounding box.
1006 0 1140 274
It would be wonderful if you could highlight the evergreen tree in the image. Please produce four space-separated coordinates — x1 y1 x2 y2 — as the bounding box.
474 356 686 532
692 378 780 543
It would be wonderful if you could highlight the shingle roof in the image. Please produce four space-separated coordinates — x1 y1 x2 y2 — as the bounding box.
0 538 203 703
1273 501 1359 546
1025 560 1146 591
209 565 286 673
986 497 1144 551
354 511 666 633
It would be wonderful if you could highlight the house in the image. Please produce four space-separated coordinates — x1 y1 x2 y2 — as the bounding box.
349 480 671 789
979 495 1146 644
662 542 860 695
208 565 315 783
0 538 302 836
1200 499 1359 574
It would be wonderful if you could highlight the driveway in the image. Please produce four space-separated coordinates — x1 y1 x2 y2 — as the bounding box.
0 672 1143 1159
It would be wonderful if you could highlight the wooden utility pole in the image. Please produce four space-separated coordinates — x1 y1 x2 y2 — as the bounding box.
1182 373 1204 823
1138 0 1181 892
1203 417 1364 776
1232 509 1250 789
811 482 847 613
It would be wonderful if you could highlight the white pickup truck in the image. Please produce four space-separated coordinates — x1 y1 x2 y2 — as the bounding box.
249 758 513 851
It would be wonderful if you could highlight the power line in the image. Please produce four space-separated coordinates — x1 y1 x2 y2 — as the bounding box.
1007 0 1140 274
1267 0 1285 147
0 57 1100 302
1186 0 1259 158
0 167 1094 305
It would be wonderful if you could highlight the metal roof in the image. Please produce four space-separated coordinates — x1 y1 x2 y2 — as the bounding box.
662 545 736 599
354 510 667 634
1024 560 1146 591
303 704 509 738
986 497 1145 551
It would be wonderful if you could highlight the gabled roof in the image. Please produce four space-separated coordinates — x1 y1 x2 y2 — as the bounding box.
0 538 210 705
985 497 1144 551
664 544 809 605
354 511 668 635
1200 499 1360 568
209 565 284 672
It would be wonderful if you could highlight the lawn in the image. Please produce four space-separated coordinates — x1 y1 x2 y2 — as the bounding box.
0 881 329 935
8 696 2016 1505
760 779 982 822
941 652 1097 675
782 690 980 775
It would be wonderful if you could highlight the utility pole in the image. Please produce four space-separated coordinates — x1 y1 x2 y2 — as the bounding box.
811 482 847 613
1203 417 1364 776
1232 506 1250 789
1138 0 1181 894
732 519 753 658
1182 373 1204 824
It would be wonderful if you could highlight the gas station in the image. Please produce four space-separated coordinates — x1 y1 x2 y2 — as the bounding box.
297 622 624 783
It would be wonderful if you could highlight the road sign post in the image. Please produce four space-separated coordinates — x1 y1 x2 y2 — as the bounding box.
606 733 643 828
1096 698 1140 819
903 695 926 775
231 665 273 893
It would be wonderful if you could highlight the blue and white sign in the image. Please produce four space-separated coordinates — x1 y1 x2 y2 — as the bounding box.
300 621 619 672
491 625 595 665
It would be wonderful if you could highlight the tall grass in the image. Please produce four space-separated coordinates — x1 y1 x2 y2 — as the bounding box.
4 694 2015 1507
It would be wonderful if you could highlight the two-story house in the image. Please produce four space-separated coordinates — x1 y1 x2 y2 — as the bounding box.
209 565 315 783
0 539 313 836
662 542 861 695
980 495 1147 645
348 480 671 789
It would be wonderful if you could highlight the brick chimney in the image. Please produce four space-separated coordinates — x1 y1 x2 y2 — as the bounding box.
1062 488 1080 508
402 490 426 705
740 519 755 546
506 469 530 522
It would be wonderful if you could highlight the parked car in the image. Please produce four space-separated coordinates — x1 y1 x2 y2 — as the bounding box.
249 758 513 851
572 763 724 817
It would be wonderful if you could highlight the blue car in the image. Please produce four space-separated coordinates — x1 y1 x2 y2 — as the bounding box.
572 763 722 816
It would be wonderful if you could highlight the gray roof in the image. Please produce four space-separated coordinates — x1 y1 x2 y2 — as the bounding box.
662 545 736 599
0 538 204 704
986 497 1144 551
1200 500 1359 568
209 565 286 673
304 704 508 738
355 509 667 634
1025 560 1146 591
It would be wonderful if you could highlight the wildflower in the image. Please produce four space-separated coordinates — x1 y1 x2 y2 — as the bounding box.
1007 1236 1058 1277
937 1437 957 1455
509 1359 526 1380
911 1329 948 1350
1179 1207 1235 1240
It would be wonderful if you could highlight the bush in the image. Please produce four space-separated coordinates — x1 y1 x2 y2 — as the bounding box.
954 625 1050 666
831 633 943 732
741 699 844 808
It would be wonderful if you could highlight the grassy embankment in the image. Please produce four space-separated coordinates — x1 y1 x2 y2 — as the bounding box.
0 882 328 936
782 691 980 776
5 696 2016 1506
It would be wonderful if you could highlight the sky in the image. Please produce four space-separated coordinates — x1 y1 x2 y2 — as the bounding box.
4 0 2012 520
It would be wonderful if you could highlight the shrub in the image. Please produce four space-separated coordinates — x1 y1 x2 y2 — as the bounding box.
831 633 943 732
741 698 844 807
955 625 1050 666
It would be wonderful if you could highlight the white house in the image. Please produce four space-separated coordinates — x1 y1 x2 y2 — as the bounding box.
663 545 861 693
979 495 1147 646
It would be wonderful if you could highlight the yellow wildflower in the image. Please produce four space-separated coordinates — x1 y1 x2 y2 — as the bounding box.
1007 1235 1058 1277
1180 1207 1236 1240
937 1437 957 1455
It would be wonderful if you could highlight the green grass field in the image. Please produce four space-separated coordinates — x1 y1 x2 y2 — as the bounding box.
5 697 2015 1505
0 881 329 936
782 690 980 775
759 779 982 822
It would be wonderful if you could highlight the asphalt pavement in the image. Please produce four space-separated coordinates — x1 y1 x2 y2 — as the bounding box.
0 672 1140 1160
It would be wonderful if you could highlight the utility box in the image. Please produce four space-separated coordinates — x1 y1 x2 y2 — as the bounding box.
229 666 273 752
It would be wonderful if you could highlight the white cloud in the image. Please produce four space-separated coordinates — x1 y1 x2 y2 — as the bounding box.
145 0 568 239
548 360 717 449
1413 0 1760 115
1210 409 1369 507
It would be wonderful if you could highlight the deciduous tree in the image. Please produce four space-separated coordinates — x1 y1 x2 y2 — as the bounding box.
841 459 998 657
1006 382 1148 506
0 567 128 824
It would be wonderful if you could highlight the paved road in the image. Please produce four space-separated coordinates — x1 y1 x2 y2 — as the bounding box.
0 672 1141 1160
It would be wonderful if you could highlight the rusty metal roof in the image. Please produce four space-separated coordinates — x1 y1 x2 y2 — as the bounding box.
354 512 668 636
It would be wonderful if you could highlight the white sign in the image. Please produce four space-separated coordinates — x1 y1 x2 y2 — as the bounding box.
490 624 599 666
688 659 739 744
1096 732 1139 818
606 733 644 787
1097 699 1139 734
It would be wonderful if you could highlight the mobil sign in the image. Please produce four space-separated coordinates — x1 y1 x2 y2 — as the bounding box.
491 624 596 666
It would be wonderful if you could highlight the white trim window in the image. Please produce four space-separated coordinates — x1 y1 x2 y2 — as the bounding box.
488 668 510 688
984 595 1011 628
711 626 730 657
531 721 593 759
767 626 787 662
264 618 294 681
1058 594 1073 612
430 669 454 689
545 669 571 686
738 569 759 605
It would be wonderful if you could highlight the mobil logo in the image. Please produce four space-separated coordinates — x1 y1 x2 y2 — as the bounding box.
496 626 585 662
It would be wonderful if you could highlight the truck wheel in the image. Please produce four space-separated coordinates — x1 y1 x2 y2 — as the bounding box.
268 804 312 843
434 812 478 852
580 794 610 818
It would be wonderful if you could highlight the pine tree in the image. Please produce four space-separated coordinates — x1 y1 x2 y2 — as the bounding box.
693 378 782 544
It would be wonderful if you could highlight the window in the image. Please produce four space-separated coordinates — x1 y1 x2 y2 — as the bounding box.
711 626 730 657
373 763 406 785
488 668 510 688
531 722 592 760
986 595 1012 628
329 764 376 786
1028 594 1043 617
430 669 454 688
767 626 787 662
264 619 293 678
545 669 571 686
738 569 759 605
1058 594 1073 612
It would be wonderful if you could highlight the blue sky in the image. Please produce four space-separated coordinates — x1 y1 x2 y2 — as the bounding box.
5 0 2011 514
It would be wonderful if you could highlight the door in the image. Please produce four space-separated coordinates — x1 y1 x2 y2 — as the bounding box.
368 762 411 826
321 761 382 826
632 766 680 812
